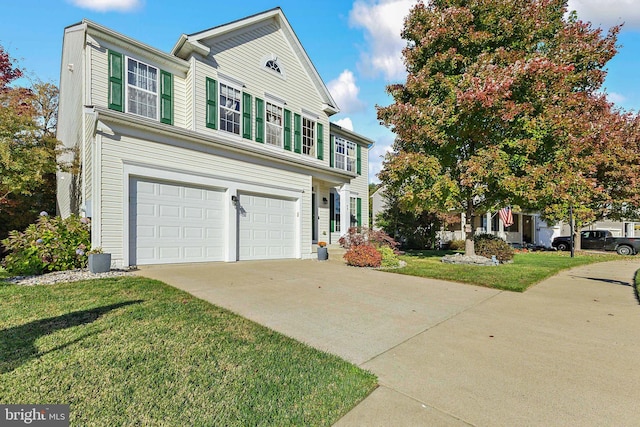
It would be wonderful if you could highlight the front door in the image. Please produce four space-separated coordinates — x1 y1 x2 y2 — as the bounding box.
523 215 533 244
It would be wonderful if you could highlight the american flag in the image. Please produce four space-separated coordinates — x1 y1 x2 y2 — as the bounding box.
499 207 514 227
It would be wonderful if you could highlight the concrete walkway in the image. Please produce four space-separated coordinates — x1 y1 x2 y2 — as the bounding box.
136 258 640 426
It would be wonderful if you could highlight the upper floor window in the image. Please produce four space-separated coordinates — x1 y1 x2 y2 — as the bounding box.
334 137 357 172
302 117 315 157
265 59 281 74
219 83 241 135
266 102 283 147
127 58 158 120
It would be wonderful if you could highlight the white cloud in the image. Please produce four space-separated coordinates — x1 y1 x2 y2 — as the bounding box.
333 117 355 131
606 91 626 104
368 133 395 183
327 70 366 114
349 0 417 81
567 0 640 29
68 0 143 12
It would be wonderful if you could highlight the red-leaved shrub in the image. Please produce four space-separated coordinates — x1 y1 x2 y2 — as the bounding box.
343 244 382 267
338 227 400 253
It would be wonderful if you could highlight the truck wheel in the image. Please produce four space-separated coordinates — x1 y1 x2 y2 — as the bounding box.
616 245 633 256
557 243 568 251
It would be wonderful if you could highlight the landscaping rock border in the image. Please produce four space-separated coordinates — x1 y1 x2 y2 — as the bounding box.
441 253 497 266
3 268 135 286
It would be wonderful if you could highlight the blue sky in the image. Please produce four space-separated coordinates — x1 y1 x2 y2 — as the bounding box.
2 0 639 183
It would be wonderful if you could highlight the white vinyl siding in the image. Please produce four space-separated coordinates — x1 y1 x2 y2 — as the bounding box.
57 26 86 217
192 22 330 157
98 133 310 264
86 35 187 129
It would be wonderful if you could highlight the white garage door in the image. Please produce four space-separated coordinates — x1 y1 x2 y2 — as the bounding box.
238 193 296 260
130 178 225 265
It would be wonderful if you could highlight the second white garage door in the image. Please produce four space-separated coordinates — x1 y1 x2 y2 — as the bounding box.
130 178 225 265
238 193 297 260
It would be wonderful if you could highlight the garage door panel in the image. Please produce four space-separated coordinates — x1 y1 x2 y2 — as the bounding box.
184 247 204 258
238 193 296 260
130 178 225 265
159 226 180 238
184 207 205 220
159 184 180 197
159 205 180 218
184 227 204 239
159 247 180 259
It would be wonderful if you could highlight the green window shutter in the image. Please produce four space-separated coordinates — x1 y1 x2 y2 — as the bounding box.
242 92 252 140
108 50 123 112
283 109 292 150
316 123 324 160
160 70 173 125
205 78 217 129
294 113 301 154
255 98 264 143
357 198 362 227
357 144 362 175
329 135 335 168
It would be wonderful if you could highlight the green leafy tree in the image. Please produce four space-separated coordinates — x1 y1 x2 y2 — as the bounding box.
377 0 638 253
0 47 59 242
376 186 443 249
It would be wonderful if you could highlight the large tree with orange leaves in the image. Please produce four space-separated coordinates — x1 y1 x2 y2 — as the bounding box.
377 0 639 254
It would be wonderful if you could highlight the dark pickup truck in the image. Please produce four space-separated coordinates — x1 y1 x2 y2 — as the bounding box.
552 230 640 255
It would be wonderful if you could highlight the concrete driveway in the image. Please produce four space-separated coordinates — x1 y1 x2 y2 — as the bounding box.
136 258 640 426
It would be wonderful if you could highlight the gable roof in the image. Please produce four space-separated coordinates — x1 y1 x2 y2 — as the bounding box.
171 8 339 115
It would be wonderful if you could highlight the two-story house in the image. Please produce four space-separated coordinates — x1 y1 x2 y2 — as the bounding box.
57 8 372 267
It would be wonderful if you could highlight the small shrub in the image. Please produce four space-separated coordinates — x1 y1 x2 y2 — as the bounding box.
344 244 382 267
339 227 399 253
379 245 401 268
2 213 91 275
448 239 466 251
473 234 514 262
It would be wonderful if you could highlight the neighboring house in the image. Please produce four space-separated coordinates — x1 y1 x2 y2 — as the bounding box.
369 186 636 247
57 8 372 267
370 186 387 230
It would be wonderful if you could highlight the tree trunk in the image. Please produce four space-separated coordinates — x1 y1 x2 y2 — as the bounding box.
464 204 475 256
574 230 582 251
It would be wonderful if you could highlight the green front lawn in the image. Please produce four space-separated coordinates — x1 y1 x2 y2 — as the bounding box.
395 250 624 292
0 277 376 426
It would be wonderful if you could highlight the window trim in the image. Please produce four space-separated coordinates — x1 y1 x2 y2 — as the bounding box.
218 80 243 136
333 136 357 172
302 115 316 158
265 100 284 148
125 56 160 121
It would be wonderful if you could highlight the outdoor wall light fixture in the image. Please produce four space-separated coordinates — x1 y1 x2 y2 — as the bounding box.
231 195 238 205
322 197 328 205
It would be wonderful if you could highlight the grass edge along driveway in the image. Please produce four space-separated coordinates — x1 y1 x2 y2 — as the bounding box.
395 250 627 292
0 276 376 426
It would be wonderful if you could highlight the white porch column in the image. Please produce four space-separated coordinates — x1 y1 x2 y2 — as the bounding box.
517 213 522 244
340 184 350 235
486 212 492 234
